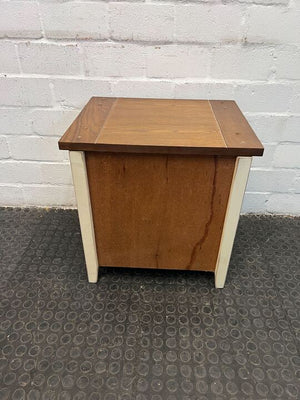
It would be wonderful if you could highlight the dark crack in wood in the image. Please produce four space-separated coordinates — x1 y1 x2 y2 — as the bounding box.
186 156 218 270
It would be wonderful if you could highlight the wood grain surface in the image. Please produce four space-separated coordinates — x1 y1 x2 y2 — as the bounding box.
59 97 264 157
59 97 116 150
99 98 225 148
210 100 264 156
86 152 236 272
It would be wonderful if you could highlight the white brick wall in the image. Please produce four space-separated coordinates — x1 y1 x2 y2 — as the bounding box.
0 0 299 214
40 2 109 40
147 46 210 78
0 1 42 39
175 5 244 43
110 4 174 42
18 43 81 75
83 43 146 77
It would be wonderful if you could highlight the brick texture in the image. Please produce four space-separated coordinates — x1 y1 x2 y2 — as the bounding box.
175 5 243 43
0 1 42 39
110 4 174 42
40 2 109 40
0 0 299 214
18 43 81 76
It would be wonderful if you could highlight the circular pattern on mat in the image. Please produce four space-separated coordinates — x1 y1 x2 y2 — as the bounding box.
0 209 299 399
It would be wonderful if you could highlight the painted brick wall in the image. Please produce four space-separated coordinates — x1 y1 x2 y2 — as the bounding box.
0 0 299 213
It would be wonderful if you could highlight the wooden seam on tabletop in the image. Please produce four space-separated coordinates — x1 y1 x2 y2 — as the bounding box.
209 100 264 156
59 97 264 156
208 101 227 149
58 97 116 148
94 98 118 144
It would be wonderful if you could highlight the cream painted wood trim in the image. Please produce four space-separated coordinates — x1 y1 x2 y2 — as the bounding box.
69 151 99 283
215 157 252 289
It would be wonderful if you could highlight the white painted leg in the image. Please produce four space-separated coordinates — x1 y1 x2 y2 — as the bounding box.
69 151 99 283
215 157 252 288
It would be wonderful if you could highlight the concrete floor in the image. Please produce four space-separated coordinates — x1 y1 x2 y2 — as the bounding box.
0 208 299 400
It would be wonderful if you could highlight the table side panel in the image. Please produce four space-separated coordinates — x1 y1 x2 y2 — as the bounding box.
86 152 236 272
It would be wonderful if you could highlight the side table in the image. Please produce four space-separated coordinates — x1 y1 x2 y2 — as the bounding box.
58 98 263 288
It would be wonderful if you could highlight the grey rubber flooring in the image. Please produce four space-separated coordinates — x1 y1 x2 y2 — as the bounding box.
0 208 299 400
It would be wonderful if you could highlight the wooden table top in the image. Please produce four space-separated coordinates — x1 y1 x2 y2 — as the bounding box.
58 97 264 156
